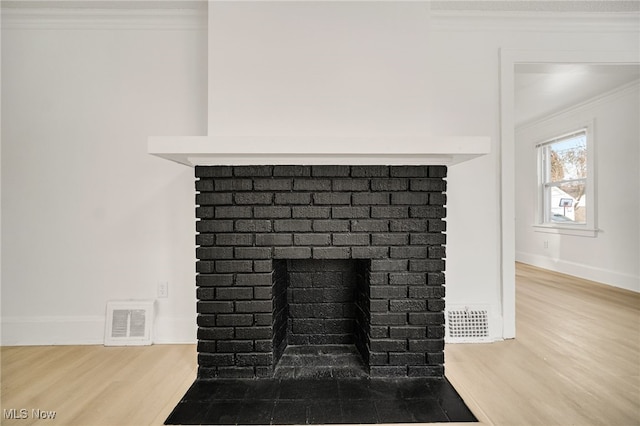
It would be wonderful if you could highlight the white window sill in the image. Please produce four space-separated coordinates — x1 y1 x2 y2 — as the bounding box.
533 224 598 238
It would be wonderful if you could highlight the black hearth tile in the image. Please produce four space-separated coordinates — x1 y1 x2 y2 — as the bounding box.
341 400 378 424
244 379 281 401
395 378 438 400
294 367 334 379
307 401 344 424
374 399 416 423
209 380 251 400
180 380 226 402
436 378 478 422
278 379 340 401
237 400 276 425
204 401 242 425
337 379 372 400
271 400 308 425
406 399 449 423
165 401 212 425
368 379 403 400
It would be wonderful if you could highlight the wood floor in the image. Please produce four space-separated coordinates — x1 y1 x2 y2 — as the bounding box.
1 263 638 426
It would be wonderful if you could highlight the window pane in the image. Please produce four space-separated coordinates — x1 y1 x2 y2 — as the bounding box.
549 133 587 182
547 181 586 224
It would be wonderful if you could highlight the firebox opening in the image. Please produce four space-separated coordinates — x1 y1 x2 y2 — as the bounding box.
272 259 371 378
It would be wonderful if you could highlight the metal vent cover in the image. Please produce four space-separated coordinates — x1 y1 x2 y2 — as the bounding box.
104 300 154 346
445 306 491 343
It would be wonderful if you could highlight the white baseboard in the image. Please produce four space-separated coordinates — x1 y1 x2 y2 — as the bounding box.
516 251 640 293
1 315 197 346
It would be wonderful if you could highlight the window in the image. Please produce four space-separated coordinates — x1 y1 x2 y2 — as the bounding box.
535 125 597 237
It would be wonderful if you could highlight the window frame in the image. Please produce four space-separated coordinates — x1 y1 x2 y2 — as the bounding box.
533 120 598 237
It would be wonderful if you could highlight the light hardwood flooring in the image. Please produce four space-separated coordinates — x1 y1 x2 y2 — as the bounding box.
1 263 639 426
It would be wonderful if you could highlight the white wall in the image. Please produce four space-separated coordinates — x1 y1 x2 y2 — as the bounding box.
1 11 207 344
515 82 640 292
1 4 638 345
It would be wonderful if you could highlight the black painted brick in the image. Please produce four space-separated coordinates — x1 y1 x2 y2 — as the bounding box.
427 353 445 364
292 206 331 219
390 327 426 339
370 286 407 299
408 312 445 326
215 179 252 192
371 233 409 246
427 299 445 312
198 353 234 367
409 206 447 218
217 340 254 353
215 206 252 219
273 165 310 176
253 261 272 272
235 327 272 340
332 179 370 191
371 206 409 218
196 166 232 177
196 193 233 205
351 166 389 177
254 206 291 218
410 179 447 192
237 353 273 366
253 179 292 191
314 193 351 205
427 272 446 286
236 273 273 287
196 234 214 246
218 367 256 378
273 247 312 259
390 166 430 177
370 313 407 325
195 207 215 219
256 234 292 246
234 247 272 260
197 247 233 260
429 193 447 205
197 327 234 340
254 313 273 326
235 220 272 233
371 366 408 377
389 273 426 286
216 260 253 273
410 259 446 272
196 288 215 300
197 301 234 314
408 366 444 377
312 165 350 177
429 166 447 178
370 326 389 338
390 219 428 232
196 315 216 327
293 179 331 191
390 247 428 259
370 339 407 352
428 219 447 232
236 300 273 313
235 193 273 205
196 261 214 273
371 179 408 191
369 352 389 365
390 300 427 312
409 339 445 352
253 287 271 300
352 193 389 205
391 193 429 205
312 220 350 232
196 274 234 287
410 233 447 245
312 247 350 259
389 353 425 365
197 220 233 233
427 326 446 339
409 286 445 299
294 234 331 246
216 314 254 327
273 220 313 232
195 179 214 191
351 220 388 232
275 193 312 205
332 233 369 246
332 207 369 219
352 246 388 259
371 259 408 272
216 287 253 300
233 166 273 177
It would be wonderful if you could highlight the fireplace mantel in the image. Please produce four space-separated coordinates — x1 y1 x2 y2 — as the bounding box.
147 135 490 167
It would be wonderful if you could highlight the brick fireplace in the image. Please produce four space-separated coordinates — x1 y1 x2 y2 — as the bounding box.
194 165 447 379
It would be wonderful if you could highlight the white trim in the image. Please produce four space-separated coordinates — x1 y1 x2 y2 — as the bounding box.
0 315 196 346
499 48 640 341
532 224 598 238
516 252 640 293
148 135 491 167
1 7 206 30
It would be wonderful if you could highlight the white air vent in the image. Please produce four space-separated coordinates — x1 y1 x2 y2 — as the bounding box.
445 305 491 343
104 300 154 346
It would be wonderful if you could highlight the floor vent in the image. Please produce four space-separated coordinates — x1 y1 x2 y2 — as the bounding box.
446 306 491 343
104 300 154 346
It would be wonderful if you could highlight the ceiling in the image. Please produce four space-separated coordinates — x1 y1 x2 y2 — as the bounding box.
514 64 640 128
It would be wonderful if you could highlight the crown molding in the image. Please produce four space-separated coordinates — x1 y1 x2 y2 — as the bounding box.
430 11 640 33
1 5 207 30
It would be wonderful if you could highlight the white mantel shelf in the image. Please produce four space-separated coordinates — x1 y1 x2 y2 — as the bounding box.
147 136 490 167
